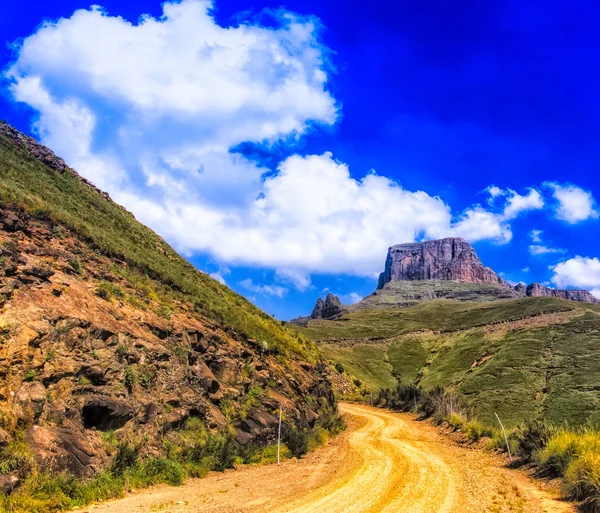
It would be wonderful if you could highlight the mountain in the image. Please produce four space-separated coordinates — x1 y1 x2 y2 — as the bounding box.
294 238 600 429
377 238 503 288
0 122 338 492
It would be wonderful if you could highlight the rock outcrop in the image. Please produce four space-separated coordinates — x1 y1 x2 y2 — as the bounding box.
377 238 503 289
525 283 600 304
320 294 343 319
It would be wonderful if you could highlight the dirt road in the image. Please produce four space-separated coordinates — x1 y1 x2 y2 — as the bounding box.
84 403 573 513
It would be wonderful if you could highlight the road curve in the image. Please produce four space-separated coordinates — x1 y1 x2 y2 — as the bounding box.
85 403 573 513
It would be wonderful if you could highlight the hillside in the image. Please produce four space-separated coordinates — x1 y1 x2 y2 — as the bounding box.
0 122 339 505
298 297 600 428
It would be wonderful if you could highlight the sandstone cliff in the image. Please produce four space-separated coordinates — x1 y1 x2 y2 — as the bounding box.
377 238 502 289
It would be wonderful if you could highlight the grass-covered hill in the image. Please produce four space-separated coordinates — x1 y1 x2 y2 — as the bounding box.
0 122 341 511
297 296 600 428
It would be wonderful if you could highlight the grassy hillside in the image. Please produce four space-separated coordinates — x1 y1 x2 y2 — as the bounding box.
0 125 344 512
0 134 312 359
350 280 521 311
307 299 600 428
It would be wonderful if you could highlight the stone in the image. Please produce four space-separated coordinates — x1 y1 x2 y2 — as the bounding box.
22 266 55 280
377 238 502 288
0 475 20 494
194 361 220 393
25 426 97 477
311 298 325 319
15 381 47 420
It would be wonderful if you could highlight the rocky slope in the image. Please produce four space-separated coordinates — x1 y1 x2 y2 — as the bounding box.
0 124 337 491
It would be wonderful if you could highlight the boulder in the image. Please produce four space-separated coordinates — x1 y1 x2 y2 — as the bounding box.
0 475 20 494
14 381 46 421
25 426 97 477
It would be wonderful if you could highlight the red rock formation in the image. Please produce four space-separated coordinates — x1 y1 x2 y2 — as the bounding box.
377 238 502 289
526 283 600 304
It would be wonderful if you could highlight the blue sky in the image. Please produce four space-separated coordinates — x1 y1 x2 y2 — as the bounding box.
2 0 600 319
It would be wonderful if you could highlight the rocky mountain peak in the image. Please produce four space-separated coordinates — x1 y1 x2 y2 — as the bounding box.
377 237 502 289
311 293 343 320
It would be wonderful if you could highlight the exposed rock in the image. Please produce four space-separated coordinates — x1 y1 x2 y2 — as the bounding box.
311 298 325 319
526 283 600 304
377 238 502 288
0 475 20 494
81 396 134 430
14 381 47 421
25 426 99 477
311 293 343 320
514 283 527 296
22 266 55 280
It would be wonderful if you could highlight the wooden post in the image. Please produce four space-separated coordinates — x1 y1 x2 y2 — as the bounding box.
494 412 512 463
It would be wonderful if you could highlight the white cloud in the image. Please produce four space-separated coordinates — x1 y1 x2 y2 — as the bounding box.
275 268 312 291
6 0 562 282
340 292 362 304
545 183 598 224
209 272 227 285
550 256 600 290
521 267 530 272
529 245 566 256
484 186 544 220
239 278 288 298
592 289 600 299
451 206 512 243
530 229 543 243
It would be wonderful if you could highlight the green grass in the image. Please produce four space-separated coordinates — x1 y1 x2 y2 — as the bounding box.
321 344 396 390
0 135 315 361
311 297 600 428
297 297 578 341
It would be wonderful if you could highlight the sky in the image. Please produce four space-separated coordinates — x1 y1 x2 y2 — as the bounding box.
2 0 600 319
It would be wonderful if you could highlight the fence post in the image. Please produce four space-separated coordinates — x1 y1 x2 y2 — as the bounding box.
494 412 512 463
277 406 282 466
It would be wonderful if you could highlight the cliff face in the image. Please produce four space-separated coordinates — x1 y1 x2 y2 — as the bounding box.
526 283 600 304
312 294 343 320
377 238 502 289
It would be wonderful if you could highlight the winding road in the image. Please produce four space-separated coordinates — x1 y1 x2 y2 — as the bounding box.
85 403 573 513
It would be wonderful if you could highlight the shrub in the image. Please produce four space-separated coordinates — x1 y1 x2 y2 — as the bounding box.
334 362 345 374
282 425 309 458
110 442 140 476
511 420 555 462
563 451 600 507
23 370 36 382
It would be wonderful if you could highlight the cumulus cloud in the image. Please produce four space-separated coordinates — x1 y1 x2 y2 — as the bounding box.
545 182 598 224
239 279 288 298
485 186 544 220
550 256 600 291
6 0 575 282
